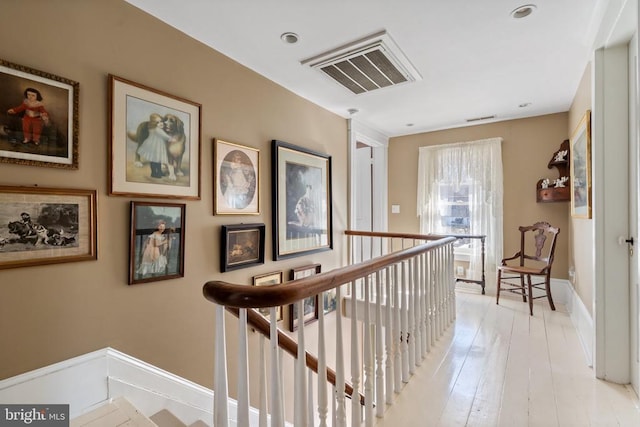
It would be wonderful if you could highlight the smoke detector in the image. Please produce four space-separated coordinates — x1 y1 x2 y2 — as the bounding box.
301 30 422 95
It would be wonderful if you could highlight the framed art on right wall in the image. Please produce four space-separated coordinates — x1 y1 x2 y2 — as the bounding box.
570 110 592 219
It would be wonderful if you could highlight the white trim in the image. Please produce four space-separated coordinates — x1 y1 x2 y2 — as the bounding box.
0 348 273 426
565 280 595 367
348 119 389 232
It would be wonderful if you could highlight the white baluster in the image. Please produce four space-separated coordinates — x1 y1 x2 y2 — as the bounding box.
420 252 428 358
335 285 347 427
308 369 315 427
413 255 422 366
384 267 394 405
351 280 361 427
393 263 402 392
317 292 328 427
237 309 250 427
258 334 267 427
363 275 374 426
408 258 416 374
214 304 229 427
401 261 410 383
429 251 435 348
295 300 307 426
375 270 385 417
270 310 284 427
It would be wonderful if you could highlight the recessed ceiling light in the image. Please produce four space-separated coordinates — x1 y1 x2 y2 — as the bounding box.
510 4 537 19
280 32 299 44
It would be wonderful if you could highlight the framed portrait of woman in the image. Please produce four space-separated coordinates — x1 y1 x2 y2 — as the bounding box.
129 201 186 285
214 139 260 215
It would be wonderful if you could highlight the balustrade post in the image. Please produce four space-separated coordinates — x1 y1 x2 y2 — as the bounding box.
214 305 229 427
375 270 385 417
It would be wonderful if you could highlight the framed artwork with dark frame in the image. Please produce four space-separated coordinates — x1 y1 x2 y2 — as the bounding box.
272 140 333 260
129 201 186 285
570 110 592 219
109 74 202 200
253 270 284 321
0 186 96 269
288 263 321 331
221 223 265 272
0 59 79 169
214 139 260 215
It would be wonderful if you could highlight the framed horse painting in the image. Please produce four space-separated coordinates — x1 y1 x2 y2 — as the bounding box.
0 186 97 269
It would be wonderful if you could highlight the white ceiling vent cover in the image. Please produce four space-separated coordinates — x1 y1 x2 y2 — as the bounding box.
301 30 422 95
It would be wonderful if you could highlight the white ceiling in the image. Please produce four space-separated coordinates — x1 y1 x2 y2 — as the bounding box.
125 0 604 137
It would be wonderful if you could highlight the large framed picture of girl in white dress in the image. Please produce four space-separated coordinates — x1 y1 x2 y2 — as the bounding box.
129 201 186 285
214 139 259 215
109 75 201 200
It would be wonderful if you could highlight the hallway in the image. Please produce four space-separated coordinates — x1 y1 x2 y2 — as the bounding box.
374 288 640 426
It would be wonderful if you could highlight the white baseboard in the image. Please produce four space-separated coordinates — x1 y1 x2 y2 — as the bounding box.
564 282 594 367
0 348 256 426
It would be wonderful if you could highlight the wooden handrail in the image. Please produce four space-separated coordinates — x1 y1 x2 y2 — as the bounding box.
203 236 455 308
226 306 366 406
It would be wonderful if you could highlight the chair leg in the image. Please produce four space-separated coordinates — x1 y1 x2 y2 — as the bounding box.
527 275 534 316
496 269 502 305
520 274 527 302
545 274 556 311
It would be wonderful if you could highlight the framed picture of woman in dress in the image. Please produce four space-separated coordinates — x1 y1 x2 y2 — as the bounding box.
129 201 186 285
214 139 259 215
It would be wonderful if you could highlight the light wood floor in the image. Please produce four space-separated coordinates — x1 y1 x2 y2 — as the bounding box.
375 288 640 427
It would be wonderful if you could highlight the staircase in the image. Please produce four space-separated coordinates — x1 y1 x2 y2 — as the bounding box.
71 397 209 427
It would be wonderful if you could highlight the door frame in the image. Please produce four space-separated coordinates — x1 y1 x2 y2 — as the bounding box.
348 119 388 232
592 0 637 382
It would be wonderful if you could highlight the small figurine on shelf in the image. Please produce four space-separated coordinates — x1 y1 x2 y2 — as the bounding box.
541 178 550 189
554 176 569 188
553 150 568 162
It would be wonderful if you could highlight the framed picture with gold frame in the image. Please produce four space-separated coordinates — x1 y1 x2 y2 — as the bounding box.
109 74 201 200
253 270 283 321
0 59 79 169
570 110 592 219
214 139 259 215
0 186 96 269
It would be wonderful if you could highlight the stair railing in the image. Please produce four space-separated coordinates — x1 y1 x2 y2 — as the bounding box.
203 232 456 427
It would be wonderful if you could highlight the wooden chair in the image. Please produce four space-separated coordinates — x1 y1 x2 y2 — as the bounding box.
496 222 560 315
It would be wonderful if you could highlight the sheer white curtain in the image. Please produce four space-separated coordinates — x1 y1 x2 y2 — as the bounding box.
417 137 503 281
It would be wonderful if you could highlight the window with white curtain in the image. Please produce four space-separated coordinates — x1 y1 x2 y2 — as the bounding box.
417 137 503 282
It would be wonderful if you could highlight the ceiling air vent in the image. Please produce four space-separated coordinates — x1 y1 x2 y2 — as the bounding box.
301 30 422 95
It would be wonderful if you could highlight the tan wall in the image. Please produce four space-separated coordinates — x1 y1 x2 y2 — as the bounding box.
568 64 594 315
0 0 348 390
388 113 571 280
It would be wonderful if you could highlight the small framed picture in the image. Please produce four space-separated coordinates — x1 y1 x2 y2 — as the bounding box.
253 270 284 321
0 59 79 169
289 263 321 331
109 75 201 200
221 223 265 272
129 201 186 285
0 186 96 269
214 139 260 215
272 140 333 260
570 110 592 219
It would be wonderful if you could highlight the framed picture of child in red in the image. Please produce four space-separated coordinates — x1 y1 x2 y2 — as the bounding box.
129 201 186 285
0 59 79 169
109 75 202 200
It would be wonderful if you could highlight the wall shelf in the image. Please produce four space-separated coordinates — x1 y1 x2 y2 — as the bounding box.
536 139 570 203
